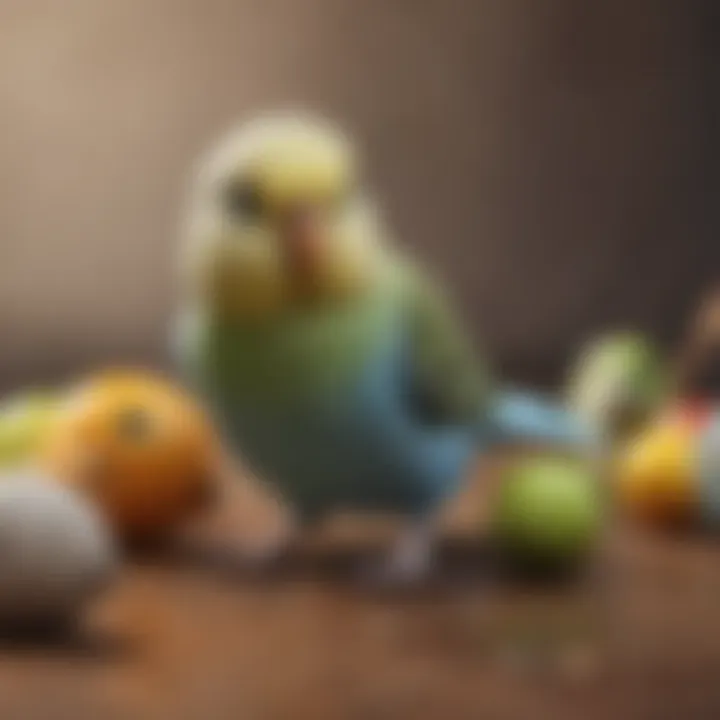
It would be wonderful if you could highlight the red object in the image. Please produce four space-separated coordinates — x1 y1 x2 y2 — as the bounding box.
663 397 713 432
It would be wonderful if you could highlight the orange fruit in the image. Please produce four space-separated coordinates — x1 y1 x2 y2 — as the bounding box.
43 370 220 541
615 418 698 527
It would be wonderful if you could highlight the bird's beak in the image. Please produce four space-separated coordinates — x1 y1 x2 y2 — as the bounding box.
280 204 325 292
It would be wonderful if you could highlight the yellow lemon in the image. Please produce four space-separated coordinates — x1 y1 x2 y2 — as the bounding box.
616 419 697 526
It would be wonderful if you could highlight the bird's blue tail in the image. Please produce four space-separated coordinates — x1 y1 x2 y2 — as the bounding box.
484 387 595 451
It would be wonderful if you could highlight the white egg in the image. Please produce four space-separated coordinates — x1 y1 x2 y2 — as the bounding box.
0 472 117 623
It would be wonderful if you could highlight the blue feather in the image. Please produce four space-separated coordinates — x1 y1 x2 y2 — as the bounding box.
486 387 595 450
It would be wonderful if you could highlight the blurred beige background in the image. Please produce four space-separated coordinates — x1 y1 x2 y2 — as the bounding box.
0 0 715 391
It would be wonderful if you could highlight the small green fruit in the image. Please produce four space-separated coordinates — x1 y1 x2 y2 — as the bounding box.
566 332 666 443
494 457 602 570
0 392 58 468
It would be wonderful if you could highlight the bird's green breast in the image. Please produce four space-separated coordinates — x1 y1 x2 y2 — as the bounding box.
189 282 402 406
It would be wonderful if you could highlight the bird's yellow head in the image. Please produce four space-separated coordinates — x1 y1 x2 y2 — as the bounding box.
182 113 388 319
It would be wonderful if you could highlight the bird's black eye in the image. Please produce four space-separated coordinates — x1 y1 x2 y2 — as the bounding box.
224 180 264 220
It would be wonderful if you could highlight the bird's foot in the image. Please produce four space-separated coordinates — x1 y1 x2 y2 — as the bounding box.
178 521 297 579
217 525 299 579
356 521 435 590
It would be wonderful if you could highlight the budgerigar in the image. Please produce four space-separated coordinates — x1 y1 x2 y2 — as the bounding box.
175 112 590 584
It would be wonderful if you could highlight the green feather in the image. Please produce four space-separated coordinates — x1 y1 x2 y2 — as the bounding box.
177 271 400 405
399 263 493 424
177 257 493 420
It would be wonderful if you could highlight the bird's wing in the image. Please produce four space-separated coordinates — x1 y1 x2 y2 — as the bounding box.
399 263 493 425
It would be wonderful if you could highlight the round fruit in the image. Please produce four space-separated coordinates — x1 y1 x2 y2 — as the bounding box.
0 472 116 625
566 332 666 443
43 370 220 541
0 391 58 468
494 457 602 569
615 419 697 527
